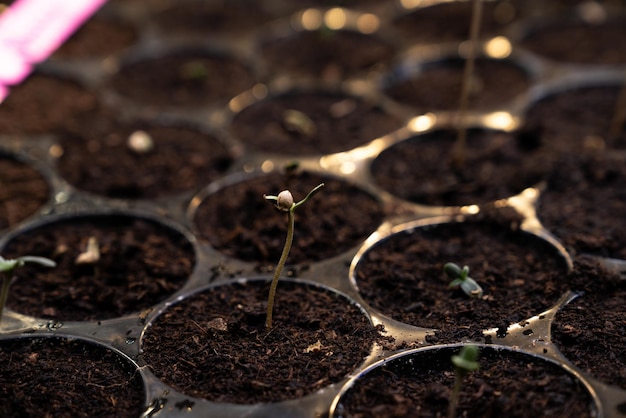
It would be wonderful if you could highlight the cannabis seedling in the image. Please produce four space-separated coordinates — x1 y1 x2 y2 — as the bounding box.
448 345 480 418
0 255 56 323
444 262 483 298
263 183 324 329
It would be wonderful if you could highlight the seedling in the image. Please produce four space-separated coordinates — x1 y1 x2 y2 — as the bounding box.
127 130 154 154
282 109 317 139
75 236 101 278
263 183 324 329
444 262 483 298
450 0 484 170
448 345 480 418
0 255 56 323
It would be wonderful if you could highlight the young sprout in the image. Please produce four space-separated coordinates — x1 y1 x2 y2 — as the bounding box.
282 109 317 139
444 262 483 298
448 345 480 418
75 236 101 278
127 130 154 154
263 183 324 329
0 255 56 323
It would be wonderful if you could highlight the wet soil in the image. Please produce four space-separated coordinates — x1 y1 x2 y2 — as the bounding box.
354 213 570 343
0 336 144 418
335 345 595 418
193 171 385 268
141 279 389 404
0 215 194 321
0 155 49 230
230 91 404 155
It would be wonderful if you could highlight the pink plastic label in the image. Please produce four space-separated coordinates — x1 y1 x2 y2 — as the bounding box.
0 0 106 102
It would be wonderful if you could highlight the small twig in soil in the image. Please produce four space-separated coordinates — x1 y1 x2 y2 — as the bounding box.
451 0 484 171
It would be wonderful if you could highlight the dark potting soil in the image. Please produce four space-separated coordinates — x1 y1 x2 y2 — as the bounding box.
0 215 194 321
108 51 256 107
0 155 49 230
391 1 517 44
52 12 137 60
354 214 570 343
0 74 98 135
520 16 626 65
383 57 531 112
335 345 595 418
0 336 144 418
151 0 274 37
370 128 548 207
260 30 396 82
230 92 404 155
141 279 389 404
551 256 626 389
522 85 626 259
56 121 233 199
193 171 385 268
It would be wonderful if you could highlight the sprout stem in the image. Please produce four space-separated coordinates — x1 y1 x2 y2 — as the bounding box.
451 0 484 170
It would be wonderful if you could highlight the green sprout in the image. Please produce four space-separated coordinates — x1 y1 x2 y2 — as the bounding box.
448 345 480 418
444 262 483 298
263 183 324 329
0 255 56 323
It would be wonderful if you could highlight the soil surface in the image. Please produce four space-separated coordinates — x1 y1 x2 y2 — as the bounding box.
52 12 137 59
383 57 531 112
230 91 404 155
0 336 145 418
520 16 626 65
141 279 389 404
335 345 595 418
108 51 256 107
354 213 570 343
370 128 547 206
522 85 626 259
193 171 385 268
552 256 626 390
57 120 233 199
0 74 98 135
0 155 49 230
260 30 395 82
151 0 274 37
392 1 518 44
0 215 194 321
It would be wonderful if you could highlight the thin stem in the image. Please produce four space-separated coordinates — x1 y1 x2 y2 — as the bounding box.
0 274 11 323
452 0 484 170
266 210 295 329
447 373 464 418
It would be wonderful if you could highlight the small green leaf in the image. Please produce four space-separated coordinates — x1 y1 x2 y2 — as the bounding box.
451 345 480 372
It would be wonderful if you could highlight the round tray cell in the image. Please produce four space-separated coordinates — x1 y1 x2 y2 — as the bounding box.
141 279 384 404
52 11 137 60
520 15 626 65
192 171 384 267
552 258 626 389
392 1 518 44
370 128 548 207
0 336 145 418
0 73 99 135
522 84 626 153
333 344 596 418
383 57 531 113
354 218 570 343
0 214 195 321
230 91 404 155
151 0 275 37
108 49 256 108
260 29 395 82
56 120 233 200
0 154 49 230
